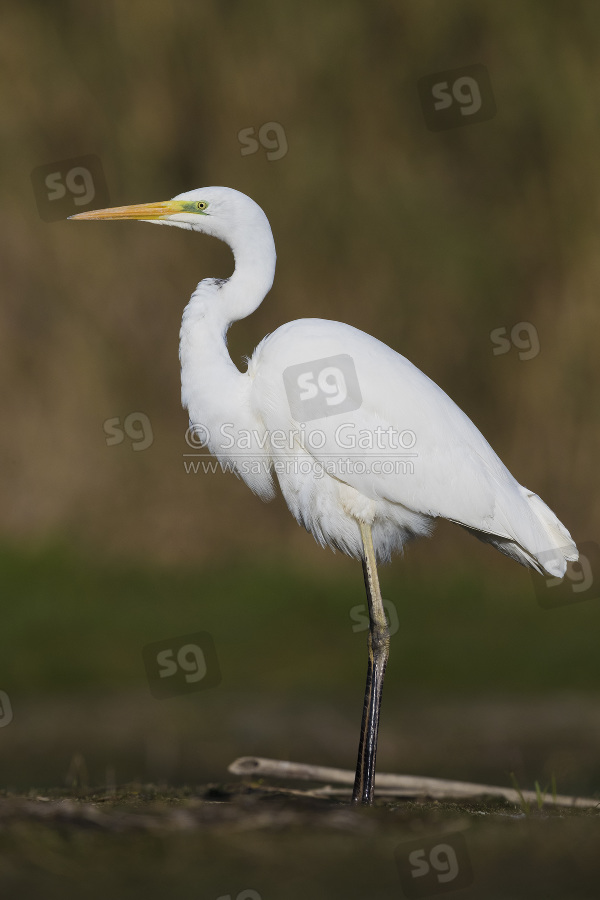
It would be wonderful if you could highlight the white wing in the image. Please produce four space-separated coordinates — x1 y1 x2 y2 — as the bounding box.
250 318 577 577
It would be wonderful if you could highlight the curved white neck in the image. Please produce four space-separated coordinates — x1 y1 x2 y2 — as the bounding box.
178 217 276 439
185 214 276 330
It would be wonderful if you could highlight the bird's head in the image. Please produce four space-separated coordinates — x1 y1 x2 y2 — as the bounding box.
70 186 271 249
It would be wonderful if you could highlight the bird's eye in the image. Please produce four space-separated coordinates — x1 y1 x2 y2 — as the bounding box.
196 201 208 211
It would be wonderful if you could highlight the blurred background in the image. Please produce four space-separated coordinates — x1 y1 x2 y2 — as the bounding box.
0 0 599 799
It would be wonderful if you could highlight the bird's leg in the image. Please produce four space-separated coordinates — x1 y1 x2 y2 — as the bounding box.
352 522 390 805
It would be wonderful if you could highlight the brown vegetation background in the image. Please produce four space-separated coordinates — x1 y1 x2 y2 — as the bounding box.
1 0 598 568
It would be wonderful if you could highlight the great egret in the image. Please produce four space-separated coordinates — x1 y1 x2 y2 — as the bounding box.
71 186 578 805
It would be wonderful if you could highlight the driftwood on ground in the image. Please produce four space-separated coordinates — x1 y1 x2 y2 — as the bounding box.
229 756 600 809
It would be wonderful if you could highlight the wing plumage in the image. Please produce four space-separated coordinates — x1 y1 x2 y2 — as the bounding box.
249 318 577 577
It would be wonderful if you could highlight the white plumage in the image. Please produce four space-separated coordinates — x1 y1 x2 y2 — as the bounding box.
72 183 578 805
175 187 577 578
72 185 578 576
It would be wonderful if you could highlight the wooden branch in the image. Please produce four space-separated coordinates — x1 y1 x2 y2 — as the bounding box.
228 756 599 809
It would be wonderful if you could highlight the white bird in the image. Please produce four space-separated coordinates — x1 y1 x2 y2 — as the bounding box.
71 186 578 804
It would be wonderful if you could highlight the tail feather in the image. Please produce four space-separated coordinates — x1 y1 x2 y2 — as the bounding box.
523 490 578 577
464 488 577 579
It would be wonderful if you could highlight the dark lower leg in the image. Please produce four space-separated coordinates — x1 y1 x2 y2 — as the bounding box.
352 523 390 805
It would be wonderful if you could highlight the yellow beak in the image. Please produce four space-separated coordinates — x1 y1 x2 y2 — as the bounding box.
69 200 186 221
